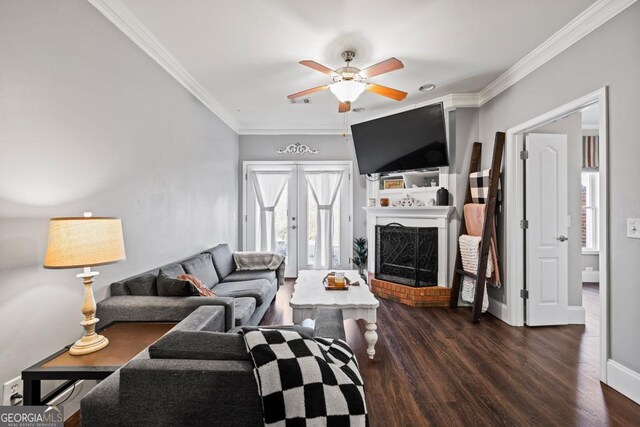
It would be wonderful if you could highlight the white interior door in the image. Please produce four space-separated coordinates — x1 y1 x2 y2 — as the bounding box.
245 162 352 277
245 164 297 277
297 164 352 271
525 133 569 325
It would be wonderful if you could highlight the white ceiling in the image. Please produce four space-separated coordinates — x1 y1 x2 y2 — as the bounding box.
122 0 595 132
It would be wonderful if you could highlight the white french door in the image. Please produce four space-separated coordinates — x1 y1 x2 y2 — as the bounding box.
244 162 352 277
525 133 569 325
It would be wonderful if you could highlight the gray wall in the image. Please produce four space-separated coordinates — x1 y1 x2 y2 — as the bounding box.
582 254 599 272
532 114 583 307
448 108 480 287
478 3 640 372
238 135 367 245
0 0 239 389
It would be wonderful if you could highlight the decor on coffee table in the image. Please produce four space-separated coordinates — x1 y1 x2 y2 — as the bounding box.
290 270 379 359
43 213 126 355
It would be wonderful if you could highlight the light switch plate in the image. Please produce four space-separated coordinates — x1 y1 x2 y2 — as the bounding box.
628 218 640 239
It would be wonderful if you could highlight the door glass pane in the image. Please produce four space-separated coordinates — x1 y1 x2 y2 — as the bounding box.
307 184 317 265
307 184 341 267
275 182 289 258
332 188 341 267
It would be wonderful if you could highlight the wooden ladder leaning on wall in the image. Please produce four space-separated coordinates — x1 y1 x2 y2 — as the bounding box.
449 131 505 322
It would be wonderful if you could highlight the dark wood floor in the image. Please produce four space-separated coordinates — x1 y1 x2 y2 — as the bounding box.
261 281 640 426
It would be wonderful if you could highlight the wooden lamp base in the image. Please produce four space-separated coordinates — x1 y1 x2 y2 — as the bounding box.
70 269 109 356
69 331 109 355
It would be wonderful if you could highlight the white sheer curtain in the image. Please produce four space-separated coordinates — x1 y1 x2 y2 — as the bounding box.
306 171 343 269
251 171 290 252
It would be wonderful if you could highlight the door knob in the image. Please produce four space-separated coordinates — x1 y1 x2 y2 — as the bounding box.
558 235 568 242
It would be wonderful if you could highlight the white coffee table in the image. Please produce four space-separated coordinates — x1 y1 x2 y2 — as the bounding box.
290 270 380 359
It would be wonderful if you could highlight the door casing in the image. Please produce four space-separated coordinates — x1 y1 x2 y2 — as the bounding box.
502 87 609 382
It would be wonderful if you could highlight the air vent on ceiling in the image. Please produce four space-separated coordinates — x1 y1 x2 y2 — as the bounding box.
290 98 311 104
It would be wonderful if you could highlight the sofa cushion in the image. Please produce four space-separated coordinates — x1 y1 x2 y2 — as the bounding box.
181 254 219 288
213 279 273 305
234 297 256 326
222 269 276 284
124 274 158 296
208 244 235 280
149 330 250 361
157 273 199 297
159 263 186 278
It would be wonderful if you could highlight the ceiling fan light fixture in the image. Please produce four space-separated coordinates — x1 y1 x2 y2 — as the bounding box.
330 80 366 103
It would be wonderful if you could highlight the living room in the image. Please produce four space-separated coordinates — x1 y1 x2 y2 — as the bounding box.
1 0 639 426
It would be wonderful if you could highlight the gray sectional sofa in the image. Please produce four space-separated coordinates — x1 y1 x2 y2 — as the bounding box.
81 306 346 427
97 244 285 330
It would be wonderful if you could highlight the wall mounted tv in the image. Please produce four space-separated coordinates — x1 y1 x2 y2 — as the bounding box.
351 103 449 175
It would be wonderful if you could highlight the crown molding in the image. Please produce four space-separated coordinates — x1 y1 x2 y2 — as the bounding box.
239 127 347 136
239 94 481 135
88 0 240 133
477 0 637 105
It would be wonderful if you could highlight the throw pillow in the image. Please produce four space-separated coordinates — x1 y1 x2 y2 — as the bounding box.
177 274 217 297
157 271 199 297
124 273 158 296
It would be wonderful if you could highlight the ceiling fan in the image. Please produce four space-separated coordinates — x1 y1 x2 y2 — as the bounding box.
288 50 408 113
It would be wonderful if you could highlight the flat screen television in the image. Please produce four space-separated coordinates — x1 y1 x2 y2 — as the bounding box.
351 103 448 175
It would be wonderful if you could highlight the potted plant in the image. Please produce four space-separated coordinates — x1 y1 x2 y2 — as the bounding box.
351 237 368 282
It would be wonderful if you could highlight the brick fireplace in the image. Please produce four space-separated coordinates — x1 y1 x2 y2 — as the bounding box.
363 206 454 307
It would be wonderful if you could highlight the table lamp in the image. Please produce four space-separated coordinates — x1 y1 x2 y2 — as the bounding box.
43 214 126 355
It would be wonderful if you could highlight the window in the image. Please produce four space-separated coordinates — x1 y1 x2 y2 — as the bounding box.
581 171 599 252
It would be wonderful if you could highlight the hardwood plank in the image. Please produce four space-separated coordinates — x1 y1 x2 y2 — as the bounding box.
261 280 640 426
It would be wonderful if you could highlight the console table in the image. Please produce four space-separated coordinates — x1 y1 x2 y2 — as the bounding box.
22 322 175 405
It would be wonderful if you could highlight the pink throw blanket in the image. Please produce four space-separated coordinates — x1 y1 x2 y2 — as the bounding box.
463 203 501 287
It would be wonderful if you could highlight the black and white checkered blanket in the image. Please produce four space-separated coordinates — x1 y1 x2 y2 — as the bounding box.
242 328 367 427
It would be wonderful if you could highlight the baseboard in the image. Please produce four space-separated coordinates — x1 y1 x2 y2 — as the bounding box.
607 360 640 405
487 298 514 325
567 306 585 324
582 270 600 283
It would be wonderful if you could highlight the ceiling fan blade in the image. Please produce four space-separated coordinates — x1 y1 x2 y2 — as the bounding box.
338 101 351 113
287 85 329 99
299 60 338 76
366 83 407 101
360 57 404 78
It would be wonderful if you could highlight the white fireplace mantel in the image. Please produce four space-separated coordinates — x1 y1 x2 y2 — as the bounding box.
363 205 455 287
362 206 454 218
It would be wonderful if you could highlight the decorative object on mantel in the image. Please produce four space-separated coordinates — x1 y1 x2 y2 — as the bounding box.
276 142 319 155
379 197 389 207
367 198 376 207
383 179 404 190
392 194 424 207
43 212 126 355
436 187 449 206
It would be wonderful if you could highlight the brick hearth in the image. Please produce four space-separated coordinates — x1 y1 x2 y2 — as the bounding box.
370 276 451 307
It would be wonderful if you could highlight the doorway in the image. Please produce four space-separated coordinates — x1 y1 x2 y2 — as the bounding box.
243 161 353 277
504 87 608 381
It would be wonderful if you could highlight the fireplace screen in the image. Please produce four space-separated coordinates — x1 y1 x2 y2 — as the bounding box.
375 224 438 287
